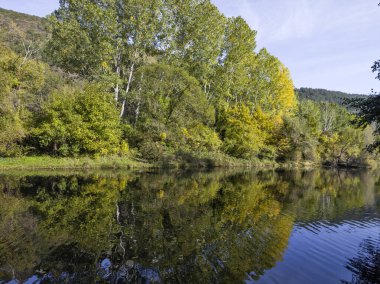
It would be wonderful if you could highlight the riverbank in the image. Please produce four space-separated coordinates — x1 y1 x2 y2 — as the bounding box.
0 154 275 170
0 156 151 170
0 154 373 171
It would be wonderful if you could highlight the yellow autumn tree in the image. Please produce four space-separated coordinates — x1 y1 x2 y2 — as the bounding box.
250 48 296 127
220 104 266 159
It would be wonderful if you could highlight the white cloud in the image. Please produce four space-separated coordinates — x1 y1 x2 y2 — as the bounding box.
213 0 378 45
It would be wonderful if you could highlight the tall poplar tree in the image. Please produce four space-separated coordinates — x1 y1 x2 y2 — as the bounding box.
47 0 167 117
164 0 226 97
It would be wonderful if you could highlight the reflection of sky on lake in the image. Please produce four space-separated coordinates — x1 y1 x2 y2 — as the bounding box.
253 218 380 284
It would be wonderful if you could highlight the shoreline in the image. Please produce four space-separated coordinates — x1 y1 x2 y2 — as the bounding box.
0 156 371 171
0 156 152 170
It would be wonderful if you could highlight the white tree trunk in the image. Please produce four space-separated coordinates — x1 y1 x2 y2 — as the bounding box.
114 83 119 102
134 72 144 125
120 62 135 118
114 49 122 102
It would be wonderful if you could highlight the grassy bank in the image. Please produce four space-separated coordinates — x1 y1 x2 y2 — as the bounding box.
0 153 372 171
0 153 275 171
0 154 257 170
0 156 151 170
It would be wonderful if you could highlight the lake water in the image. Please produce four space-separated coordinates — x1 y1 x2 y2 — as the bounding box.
0 169 379 283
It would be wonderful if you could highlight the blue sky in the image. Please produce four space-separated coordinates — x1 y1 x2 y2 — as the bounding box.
0 0 379 94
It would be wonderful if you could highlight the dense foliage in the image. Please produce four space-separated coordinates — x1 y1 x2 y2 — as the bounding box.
347 64 380 152
31 85 123 156
0 3 375 167
279 101 373 166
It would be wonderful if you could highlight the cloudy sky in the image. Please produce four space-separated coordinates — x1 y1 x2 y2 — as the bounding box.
1 0 379 94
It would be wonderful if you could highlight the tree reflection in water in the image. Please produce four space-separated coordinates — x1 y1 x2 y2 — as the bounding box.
343 237 380 284
0 169 378 283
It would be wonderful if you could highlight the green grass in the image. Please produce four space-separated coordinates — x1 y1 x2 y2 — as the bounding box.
0 156 151 170
0 153 278 171
0 153 356 171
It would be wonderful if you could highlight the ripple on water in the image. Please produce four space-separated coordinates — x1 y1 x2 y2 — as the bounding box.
252 218 380 284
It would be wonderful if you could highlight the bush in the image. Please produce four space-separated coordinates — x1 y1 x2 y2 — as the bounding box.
181 125 222 152
31 85 122 156
139 141 165 162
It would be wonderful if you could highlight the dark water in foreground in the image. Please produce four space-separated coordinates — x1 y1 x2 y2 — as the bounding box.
0 169 379 284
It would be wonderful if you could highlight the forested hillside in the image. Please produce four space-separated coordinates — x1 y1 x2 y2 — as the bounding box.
0 8 46 30
297 88 366 104
0 8 48 57
0 3 376 168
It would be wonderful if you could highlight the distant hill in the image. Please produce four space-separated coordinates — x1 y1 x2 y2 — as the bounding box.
296 88 367 105
0 7 48 56
0 7 47 34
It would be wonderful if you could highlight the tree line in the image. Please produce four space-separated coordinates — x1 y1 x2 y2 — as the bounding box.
0 1 376 167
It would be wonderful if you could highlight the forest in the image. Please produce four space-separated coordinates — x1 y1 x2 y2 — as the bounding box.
0 1 377 168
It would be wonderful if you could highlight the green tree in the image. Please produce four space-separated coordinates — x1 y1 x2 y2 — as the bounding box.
213 16 257 106
0 45 47 156
319 126 365 166
164 0 226 97
126 64 215 151
348 94 380 151
278 115 319 163
278 100 370 166
47 0 167 117
31 85 122 156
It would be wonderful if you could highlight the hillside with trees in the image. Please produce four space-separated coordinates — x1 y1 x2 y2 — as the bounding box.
0 7 47 36
296 88 366 104
0 3 376 168
0 8 48 58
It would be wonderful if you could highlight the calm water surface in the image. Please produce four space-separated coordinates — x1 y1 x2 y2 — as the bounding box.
0 169 379 283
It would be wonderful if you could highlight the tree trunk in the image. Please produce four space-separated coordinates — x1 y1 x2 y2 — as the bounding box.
120 62 135 118
134 101 140 126
134 72 144 125
120 99 126 119
114 83 119 102
114 49 121 102
53 141 58 154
